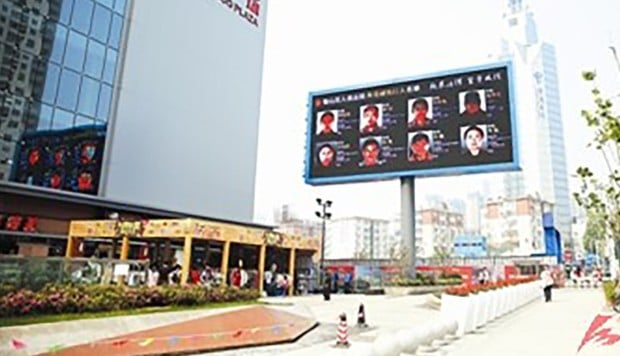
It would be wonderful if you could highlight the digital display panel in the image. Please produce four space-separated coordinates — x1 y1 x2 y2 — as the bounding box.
305 61 519 185
10 125 107 195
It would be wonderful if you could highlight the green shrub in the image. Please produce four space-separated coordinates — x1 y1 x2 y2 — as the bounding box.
0 284 16 298
386 274 462 287
602 280 620 309
0 284 260 318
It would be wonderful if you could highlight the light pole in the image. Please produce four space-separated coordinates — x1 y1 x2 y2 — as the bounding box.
315 198 332 277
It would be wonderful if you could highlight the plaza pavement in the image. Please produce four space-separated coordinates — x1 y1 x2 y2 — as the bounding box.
203 288 605 356
201 293 440 355
442 288 604 356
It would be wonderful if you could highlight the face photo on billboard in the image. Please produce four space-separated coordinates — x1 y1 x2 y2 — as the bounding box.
359 137 382 167
459 89 487 116
316 110 338 135
316 143 336 168
461 125 490 157
408 131 434 163
408 97 433 128
359 104 383 135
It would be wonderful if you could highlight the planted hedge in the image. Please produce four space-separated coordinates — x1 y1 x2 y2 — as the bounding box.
443 276 539 296
387 273 463 287
0 284 260 318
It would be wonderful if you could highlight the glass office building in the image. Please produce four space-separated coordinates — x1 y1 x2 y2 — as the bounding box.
1 0 268 224
0 0 127 194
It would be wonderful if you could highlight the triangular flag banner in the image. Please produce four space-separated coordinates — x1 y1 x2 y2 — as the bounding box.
211 333 221 339
250 327 260 334
232 330 243 338
112 339 128 347
168 336 180 346
11 338 26 350
272 326 281 334
138 338 154 347
47 344 64 353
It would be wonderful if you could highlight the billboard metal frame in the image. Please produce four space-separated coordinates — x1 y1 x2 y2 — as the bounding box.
304 60 520 185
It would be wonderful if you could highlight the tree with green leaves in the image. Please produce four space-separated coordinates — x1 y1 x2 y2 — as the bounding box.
573 48 620 264
582 209 607 254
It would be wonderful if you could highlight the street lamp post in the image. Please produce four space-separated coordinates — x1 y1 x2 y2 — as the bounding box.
315 198 332 279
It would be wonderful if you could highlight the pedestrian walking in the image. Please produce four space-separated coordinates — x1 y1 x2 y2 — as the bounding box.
541 265 554 302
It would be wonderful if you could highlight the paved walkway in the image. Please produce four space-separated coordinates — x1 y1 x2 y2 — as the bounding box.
205 289 606 356
443 288 604 356
202 293 439 355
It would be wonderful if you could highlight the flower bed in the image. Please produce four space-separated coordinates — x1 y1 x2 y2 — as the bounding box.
440 276 540 336
0 284 260 318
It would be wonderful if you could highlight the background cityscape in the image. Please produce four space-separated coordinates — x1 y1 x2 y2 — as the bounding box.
252 0 620 262
0 0 617 265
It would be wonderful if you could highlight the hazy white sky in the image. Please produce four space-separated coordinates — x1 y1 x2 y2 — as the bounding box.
253 0 620 224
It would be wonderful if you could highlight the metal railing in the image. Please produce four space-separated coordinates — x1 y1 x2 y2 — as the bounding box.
0 256 149 291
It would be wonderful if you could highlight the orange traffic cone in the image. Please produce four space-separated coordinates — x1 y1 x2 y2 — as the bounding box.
336 313 350 347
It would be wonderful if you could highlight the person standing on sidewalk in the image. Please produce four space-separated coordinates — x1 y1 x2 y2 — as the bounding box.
541 265 555 302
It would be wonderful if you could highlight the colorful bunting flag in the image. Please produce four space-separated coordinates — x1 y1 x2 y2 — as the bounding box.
11 338 26 350
139 338 154 347
10 321 307 351
112 339 128 347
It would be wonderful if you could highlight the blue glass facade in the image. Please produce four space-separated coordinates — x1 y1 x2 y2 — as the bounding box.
0 0 128 194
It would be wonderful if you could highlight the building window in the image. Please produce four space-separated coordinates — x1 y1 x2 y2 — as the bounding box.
65 30 87 71
50 25 68 64
78 76 100 117
75 115 95 127
36 104 53 131
102 47 117 83
52 107 74 130
59 0 75 25
84 39 105 78
71 0 94 35
56 68 81 110
114 0 127 15
96 83 112 121
91 4 112 43
41 63 61 104
98 0 114 9
109 14 123 49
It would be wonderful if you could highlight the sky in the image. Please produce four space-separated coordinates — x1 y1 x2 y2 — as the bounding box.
252 0 620 224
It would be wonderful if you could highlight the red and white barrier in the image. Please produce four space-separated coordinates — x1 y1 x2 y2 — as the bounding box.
336 313 350 347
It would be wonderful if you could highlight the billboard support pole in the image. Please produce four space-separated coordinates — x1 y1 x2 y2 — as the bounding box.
401 176 416 278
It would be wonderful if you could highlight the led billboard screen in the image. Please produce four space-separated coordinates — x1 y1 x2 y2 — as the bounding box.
11 125 107 195
304 61 519 185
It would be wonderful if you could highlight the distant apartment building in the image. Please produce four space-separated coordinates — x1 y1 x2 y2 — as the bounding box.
482 195 551 256
416 202 465 258
276 220 321 239
325 217 391 260
273 204 321 238
464 192 484 235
